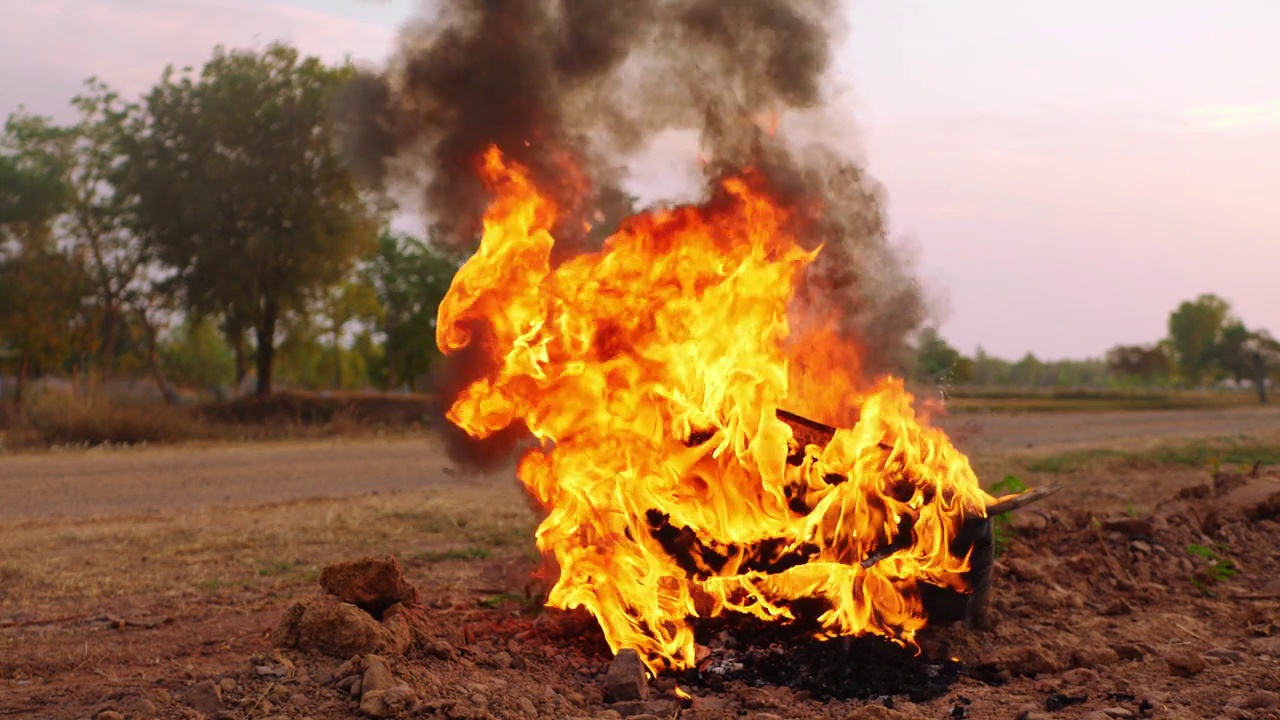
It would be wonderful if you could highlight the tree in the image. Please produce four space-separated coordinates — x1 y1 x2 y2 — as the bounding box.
361 230 462 390
313 278 382 389
117 43 378 396
1167 294 1231 387
1106 343 1172 385
62 80 150 372
913 328 973 385
0 113 91 405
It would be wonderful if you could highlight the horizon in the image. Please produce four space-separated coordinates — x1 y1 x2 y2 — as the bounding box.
3 0 1276 362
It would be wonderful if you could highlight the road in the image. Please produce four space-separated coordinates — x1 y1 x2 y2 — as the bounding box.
3 405 1279 523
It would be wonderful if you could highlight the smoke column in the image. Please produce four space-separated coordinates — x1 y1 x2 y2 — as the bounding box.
338 0 926 463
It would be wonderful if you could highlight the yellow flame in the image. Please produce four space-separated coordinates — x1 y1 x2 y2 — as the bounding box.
438 146 992 672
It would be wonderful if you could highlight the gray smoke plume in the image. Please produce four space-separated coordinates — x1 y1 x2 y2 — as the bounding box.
338 0 927 460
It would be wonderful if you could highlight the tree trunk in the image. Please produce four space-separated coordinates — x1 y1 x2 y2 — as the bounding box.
137 308 179 405
1256 351 1268 405
14 350 29 407
101 299 119 374
255 301 278 397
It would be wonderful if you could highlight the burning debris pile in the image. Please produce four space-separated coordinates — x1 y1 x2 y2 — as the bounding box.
340 0 1024 679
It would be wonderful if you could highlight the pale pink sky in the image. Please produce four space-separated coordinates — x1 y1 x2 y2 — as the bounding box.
3 0 1277 360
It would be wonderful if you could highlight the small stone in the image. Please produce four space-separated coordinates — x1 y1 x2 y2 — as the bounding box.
1242 690 1279 709
362 656 395 695
96 712 124 720
1101 599 1134 616
219 678 237 694
487 651 513 669
608 700 677 718
1009 511 1049 535
605 649 648 702
1131 540 1152 554
1020 713 1051 720
1103 708 1134 718
1165 648 1207 677
1061 668 1097 685
995 644 1061 676
335 655 365 680
1071 646 1119 669
185 680 225 715
1111 643 1146 661
845 707 911 719
517 697 538 716
289 694 307 708
1103 517 1154 536
1204 647 1245 664
1080 712 1111 720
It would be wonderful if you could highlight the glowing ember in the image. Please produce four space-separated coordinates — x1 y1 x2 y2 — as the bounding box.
437 147 994 672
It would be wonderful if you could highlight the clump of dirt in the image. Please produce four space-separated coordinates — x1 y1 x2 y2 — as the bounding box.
275 555 435 658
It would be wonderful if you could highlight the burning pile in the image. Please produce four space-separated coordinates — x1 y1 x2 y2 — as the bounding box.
341 0 998 675
434 147 993 672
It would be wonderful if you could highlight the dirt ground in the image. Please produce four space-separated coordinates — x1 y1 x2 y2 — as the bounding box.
3 408 1280 719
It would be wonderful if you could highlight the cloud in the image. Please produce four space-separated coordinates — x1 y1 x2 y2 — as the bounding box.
1182 100 1280 134
0 0 395 120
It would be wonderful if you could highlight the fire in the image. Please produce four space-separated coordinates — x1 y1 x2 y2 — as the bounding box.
438 147 993 672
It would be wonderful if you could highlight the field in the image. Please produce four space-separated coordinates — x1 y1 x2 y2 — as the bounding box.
3 406 1280 719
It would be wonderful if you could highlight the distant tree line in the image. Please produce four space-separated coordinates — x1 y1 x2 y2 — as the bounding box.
913 293 1278 402
0 43 476 404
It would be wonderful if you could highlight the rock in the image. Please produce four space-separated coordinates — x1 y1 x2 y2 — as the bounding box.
608 700 676 717
517 697 538 716
1071 646 1119 669
96 712 124 720
362 685 418 718
288 694 307 708
1010 511 1049 535
1102 517 1154 536
1165 648 1207 677
1020 713 1051 720
605 649 648 702
1204 647 1245 664
320 556 419 616
217 678 236 694
1242 691 1279 709
1101 599 1134 616
845 707 910 719
274 596 408 658
487 650 513 669
185 680 225 715
1060 668 1097 686
362 655 396 695
1102 708 1134 718
994 644 1061 676
335 655 366 680
1080 712 1112 720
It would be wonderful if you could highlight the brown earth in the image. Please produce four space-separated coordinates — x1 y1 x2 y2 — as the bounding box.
3 409 1280 719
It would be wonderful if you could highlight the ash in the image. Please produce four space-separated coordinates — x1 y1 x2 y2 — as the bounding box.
689 630 965 703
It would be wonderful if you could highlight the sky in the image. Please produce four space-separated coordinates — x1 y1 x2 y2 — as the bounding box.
2 0 1277 360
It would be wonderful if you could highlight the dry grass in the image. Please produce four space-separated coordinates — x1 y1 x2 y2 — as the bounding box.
0 481 537 613
0 391 435 452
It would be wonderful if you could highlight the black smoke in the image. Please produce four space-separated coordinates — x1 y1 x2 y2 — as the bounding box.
338 0 926 462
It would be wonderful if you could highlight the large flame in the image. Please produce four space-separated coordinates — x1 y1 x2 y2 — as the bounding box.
438 147 992 672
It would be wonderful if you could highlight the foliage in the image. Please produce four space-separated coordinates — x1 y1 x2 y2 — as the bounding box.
1187 543 1237 595
117 43 379 396
361 230 463 390
1106 343 1172 385
159 318 235 390
989 474 1027 556
1167 293 1230 386
914 327 973 385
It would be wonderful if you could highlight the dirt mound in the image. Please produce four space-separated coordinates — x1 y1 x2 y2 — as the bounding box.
275 556 433 658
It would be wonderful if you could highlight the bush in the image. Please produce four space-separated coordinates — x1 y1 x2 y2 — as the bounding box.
18 398 208 447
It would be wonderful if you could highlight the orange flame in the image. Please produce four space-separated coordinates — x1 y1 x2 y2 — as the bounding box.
438 147 992 672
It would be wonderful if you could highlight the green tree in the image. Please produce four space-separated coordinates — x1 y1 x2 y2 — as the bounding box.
1106 343 1172 386
117 43 378 396
0 113 91 404
313 278 382 389
159 318 235 390
1167 294 1231 386
913 328 973 385
361 230 462 390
